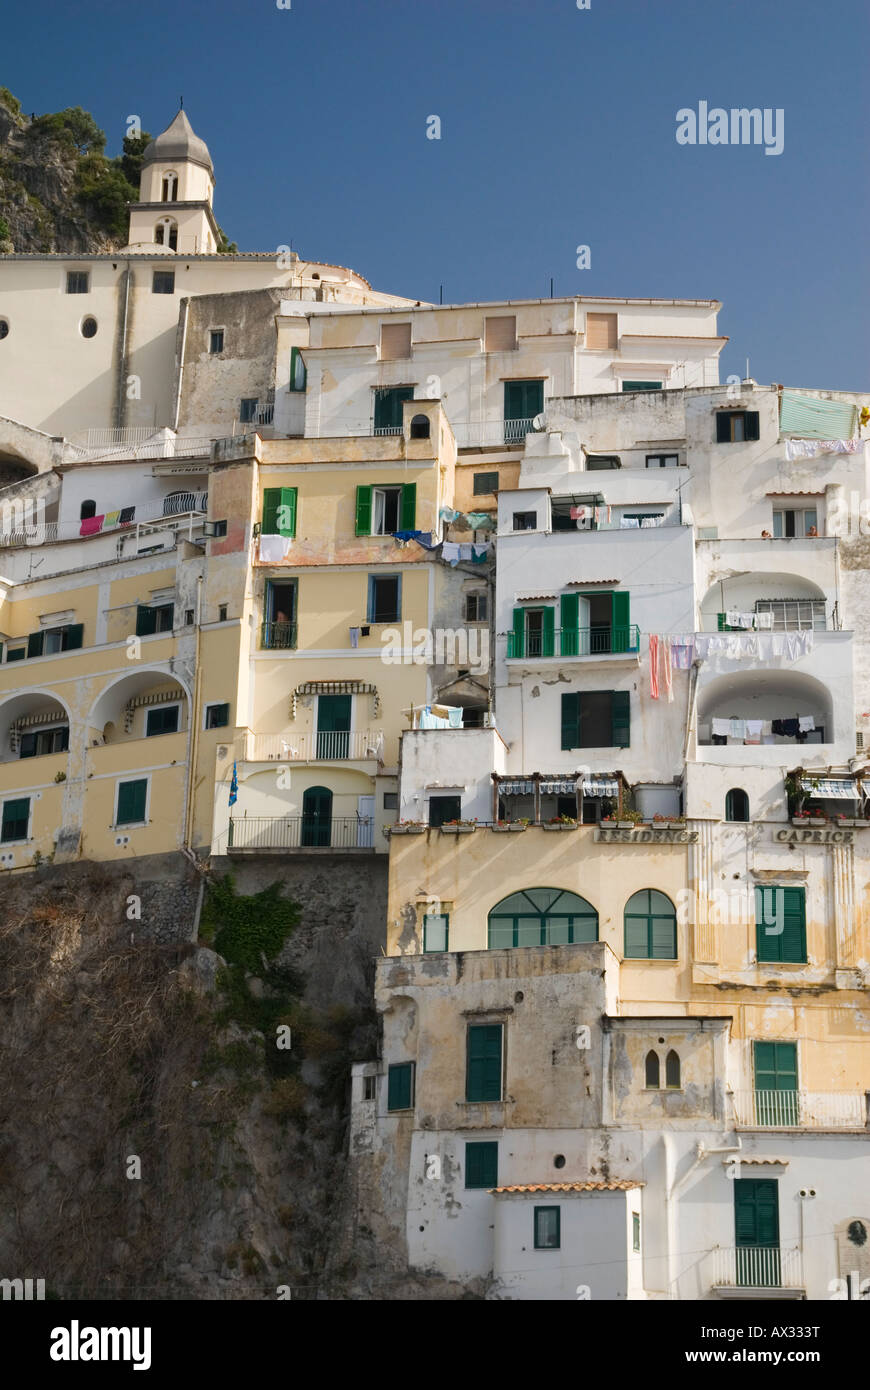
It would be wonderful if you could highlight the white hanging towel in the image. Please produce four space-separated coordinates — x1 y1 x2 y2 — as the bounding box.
798 715 815 732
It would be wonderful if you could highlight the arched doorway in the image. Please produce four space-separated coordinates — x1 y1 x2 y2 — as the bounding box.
301 785 332 847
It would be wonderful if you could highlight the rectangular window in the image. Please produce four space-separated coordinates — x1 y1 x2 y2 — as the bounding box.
367 574 401 624
561 690 630 749
771 507 817 539
26 623 84 657
383 791 398 810
466 1023 503 1102
380 322 412 360
534 1206 561 1250
19 726 69 758
204 703 230 729
66 271 89 294
152 271 175 295
754 599 825 631
734 1179 780 1281
387 1062 415 1112
145 704 180 737
513 511 537 531
473 471 499 495
465 1141 498 1189
484 316 517 352
288 346 307 391
6 645 25 662
632 1212 641 1252
135 604 174 636
355 483 416 535
585 312 618 350
586 454 621 470
622 380 661 392
209 329 224 354
646 453 680 468
263 580 297 649
1 797 30 842
504 380 544 441
239 398 259 423
261 486 297 537
428 794 461 828
465 592 488 622
716 410 760 443
752 1041 798 1126
363 1075 377 1101
373 386 414 435
116 779 147 826
755 887 807 963
423 913 449 952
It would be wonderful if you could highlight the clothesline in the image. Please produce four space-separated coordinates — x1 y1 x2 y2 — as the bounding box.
709 715 817 745
647 630 815 699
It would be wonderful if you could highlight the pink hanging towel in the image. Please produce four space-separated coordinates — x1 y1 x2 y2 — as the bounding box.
662 636 673 702
649 635 660 699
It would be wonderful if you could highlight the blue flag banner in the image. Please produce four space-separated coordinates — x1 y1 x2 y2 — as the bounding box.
229 760 238 807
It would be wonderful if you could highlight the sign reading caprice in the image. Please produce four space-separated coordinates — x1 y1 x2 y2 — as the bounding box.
380 623 489 673
676 102 784 156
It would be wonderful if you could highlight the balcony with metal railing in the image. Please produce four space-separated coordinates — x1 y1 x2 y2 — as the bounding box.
227 814 374 852
506 626 641 660
259 621 298 650
711 1246 804 1294
239 730 384 762
730 1089 868 1130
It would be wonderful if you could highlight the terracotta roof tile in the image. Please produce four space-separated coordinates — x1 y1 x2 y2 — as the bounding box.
491 1180 644 1194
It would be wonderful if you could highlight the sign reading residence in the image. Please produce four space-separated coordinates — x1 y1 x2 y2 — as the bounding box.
595 827 698 844
774 827 856 845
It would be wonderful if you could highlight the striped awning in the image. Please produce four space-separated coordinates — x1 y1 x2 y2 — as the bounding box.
540 779 578 795
500 780 535 796
800 777 860 800
582 777 619 796
779 392 857 440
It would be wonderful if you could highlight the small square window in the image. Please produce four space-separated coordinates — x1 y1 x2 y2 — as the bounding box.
423 913 449 952
1 797 30 842
716 410 760 443
368 574 401 624
209 329 224 354
145 704 180 737
116 779 147 826
379 323 412 360
632 1212 641 1252
184 609 195 626
465 1141 498 1189
645 453 680 468
429 795 461 828
513 511 536 531
218 605 228 622
534 1206 561 1250
465 592 488 622
6 646 25 662
363 1075 377 1101
205 703 230 729
473 471 499 495
387 1062 415 1112
383 791 398 810
239 398 258 423
66 271 89 294
152 271 175 295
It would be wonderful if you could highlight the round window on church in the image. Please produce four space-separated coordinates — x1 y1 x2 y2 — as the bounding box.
81 317 98 339
0 319 8 339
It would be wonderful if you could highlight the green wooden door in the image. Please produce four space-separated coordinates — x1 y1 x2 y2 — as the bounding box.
753 1041 798 1126
734 1179 780 1287
301 785 333 847
316 694 351 759
374 387 414 433
504 381 544 440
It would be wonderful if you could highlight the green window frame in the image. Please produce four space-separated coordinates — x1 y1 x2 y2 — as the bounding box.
6 646 25 662
487 888 598 949
288 346 307 391
355 483 416 535
466 1024 503 1102
752 1040 798 1125
261 486 297 538
473 471 499 495
428 795 461 828
621 380 661 392
624 889 677 959
716 410 760 443
387 1061 415 1112
465 1141 498 1190
135 604 173 637
145 704 180 737
116 779 147 827
25 623 83 658
561 690 630 749
725 788 749 822
205 703 230 730
423 912 449 952
755 886 806 963
734 1179 779 1275
1 797 30 843
534 1206 561 1250
373 386 414 434
504 380 544 437
632 1212 641 1252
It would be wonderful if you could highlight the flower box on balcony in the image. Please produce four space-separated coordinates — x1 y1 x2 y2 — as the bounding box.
791 816 810 825
441 823 476 834
809 817 827 826
492 822 528 833
542 820 578 831
665 821 685 831
391 824 426 835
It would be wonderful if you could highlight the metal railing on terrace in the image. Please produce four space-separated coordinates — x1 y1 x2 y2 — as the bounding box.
0 497 209 549
730 1089 868 1129
228 814 374 850
506 626 640 659
711 1246 803 1290
260 621 298 650
239 730 384 762
64 428 213 462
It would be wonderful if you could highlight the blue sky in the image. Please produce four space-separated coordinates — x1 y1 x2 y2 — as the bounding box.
5 0 868 388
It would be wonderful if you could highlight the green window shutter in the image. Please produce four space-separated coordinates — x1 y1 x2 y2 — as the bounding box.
541 606 555 658
387 1062 414 1111
781 888 806 962
624 914 650 958
735 1179 779 1247
744 412 760 441
65 623 84 650
117 779 147 825
135 606 156 637
288 346 306 391
465 1141 498 1189
26 631 44 658
611 690 630 747
355 485 373 536
753 1041 797 1092
278 487 297 538
717 611 727 631
1 797 30 841
466 1024 502 1102
716 414 731 443
560 593 579 656
611 591 630 651
400 482 417 530
511 606 525 659
650 912 677 959
261 487 281 536
756 887 805 962
561 692 580 750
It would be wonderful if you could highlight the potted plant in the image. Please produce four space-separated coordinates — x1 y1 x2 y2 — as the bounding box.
808 809 827 826
492 818 529 832
391 820 427 835
617 808 642 830
543 815 578 831
441 818 477 834
791 809 810 825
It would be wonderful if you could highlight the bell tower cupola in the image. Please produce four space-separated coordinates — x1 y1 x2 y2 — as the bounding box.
125 109 220 254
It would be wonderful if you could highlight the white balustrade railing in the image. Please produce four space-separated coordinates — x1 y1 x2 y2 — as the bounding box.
712 1245 803 1289
730 1089 867 1129
241 730 384 762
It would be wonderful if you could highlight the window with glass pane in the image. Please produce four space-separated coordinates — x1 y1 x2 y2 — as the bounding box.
1 797 29 841
423 913 449 952
624 889 677 959
488 888 598 948
534 1206 560 1249
755 599 825 631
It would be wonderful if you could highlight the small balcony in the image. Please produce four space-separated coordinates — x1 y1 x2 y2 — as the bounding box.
227 814 374 852
711 1246 804 1296
731 1089 868 1130
506 626 640 660
260 621 298 650
241 730 383 762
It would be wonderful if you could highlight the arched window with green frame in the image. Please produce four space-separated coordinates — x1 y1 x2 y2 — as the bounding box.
624 889 677 959
487 887 598 949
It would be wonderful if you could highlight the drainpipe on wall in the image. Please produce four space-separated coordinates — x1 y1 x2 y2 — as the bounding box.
682 662 699 765
183 573 204 851
173 296 190 432
114 260 132 430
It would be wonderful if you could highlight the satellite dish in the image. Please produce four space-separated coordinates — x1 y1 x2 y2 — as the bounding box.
532 413 546 431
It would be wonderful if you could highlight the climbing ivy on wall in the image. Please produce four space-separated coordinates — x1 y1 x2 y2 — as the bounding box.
201 874 300 972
